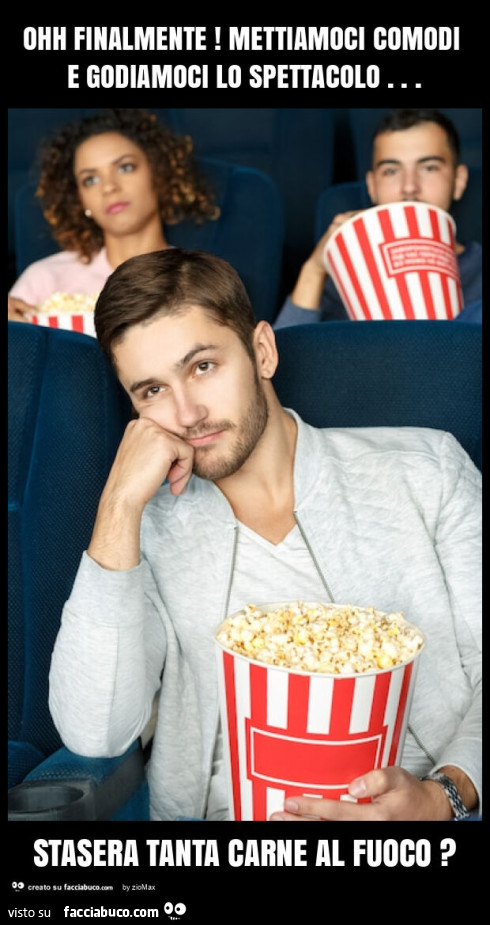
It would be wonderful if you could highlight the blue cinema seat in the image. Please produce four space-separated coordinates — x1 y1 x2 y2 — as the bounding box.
13 156 284 324
8 321 149 820
273 320 481 472
8 108 87 259
154 108 337 273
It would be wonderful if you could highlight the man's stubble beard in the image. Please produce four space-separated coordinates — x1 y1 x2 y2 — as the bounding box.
191 369 269 482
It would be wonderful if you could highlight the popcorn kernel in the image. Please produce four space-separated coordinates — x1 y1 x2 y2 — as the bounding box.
216 601 424 675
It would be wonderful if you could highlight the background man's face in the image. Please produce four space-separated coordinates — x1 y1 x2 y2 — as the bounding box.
366 122 468 213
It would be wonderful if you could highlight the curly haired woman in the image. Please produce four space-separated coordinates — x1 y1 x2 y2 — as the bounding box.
8 108 219 322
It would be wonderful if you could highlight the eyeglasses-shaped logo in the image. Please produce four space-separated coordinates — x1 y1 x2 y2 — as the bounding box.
164 902 187 920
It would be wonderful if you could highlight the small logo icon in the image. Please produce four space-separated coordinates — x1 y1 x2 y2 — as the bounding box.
164 902 186 920
12 882 25 891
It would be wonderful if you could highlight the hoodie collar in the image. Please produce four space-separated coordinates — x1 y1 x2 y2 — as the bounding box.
287 408 324 509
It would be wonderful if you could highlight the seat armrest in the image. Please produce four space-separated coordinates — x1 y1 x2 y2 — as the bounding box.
8 741 149 821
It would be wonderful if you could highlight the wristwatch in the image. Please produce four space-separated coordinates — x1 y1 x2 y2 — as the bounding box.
421 771 471 820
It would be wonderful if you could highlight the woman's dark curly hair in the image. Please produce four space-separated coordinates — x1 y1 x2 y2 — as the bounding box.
35 109 220 262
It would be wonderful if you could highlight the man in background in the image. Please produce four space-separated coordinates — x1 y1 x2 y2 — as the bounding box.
274 108 481 328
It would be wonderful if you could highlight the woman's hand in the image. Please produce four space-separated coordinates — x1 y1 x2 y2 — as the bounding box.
8 295 36 322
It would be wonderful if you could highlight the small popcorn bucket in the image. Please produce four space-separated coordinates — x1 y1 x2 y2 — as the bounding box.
30 311 96 338
214 602 424 821
323 200 463 321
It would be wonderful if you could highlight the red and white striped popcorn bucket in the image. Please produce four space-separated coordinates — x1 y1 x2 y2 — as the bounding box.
215 602 424 821
323 201 463 321
30 311 96 338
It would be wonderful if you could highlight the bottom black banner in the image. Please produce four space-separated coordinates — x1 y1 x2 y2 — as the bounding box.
6 819 484 920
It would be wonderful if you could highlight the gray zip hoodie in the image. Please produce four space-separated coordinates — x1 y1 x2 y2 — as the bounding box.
49 412 482 819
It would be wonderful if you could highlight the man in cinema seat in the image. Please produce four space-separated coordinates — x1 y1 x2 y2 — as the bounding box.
274 108 481 328
48 248 481 822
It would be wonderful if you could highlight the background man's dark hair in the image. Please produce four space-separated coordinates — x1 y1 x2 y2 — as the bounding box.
95 248 258 364
372 109 461 165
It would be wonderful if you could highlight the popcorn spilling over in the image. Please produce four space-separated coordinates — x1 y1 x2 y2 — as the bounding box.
216 601 424 674
38 292 99 313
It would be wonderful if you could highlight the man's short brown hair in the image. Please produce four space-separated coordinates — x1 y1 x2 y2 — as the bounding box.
372 109 461 166
95 248 257 363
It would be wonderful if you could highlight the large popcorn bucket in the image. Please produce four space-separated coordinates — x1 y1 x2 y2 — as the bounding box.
323 200 463 320
214 602 424 821
30 311 96 337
